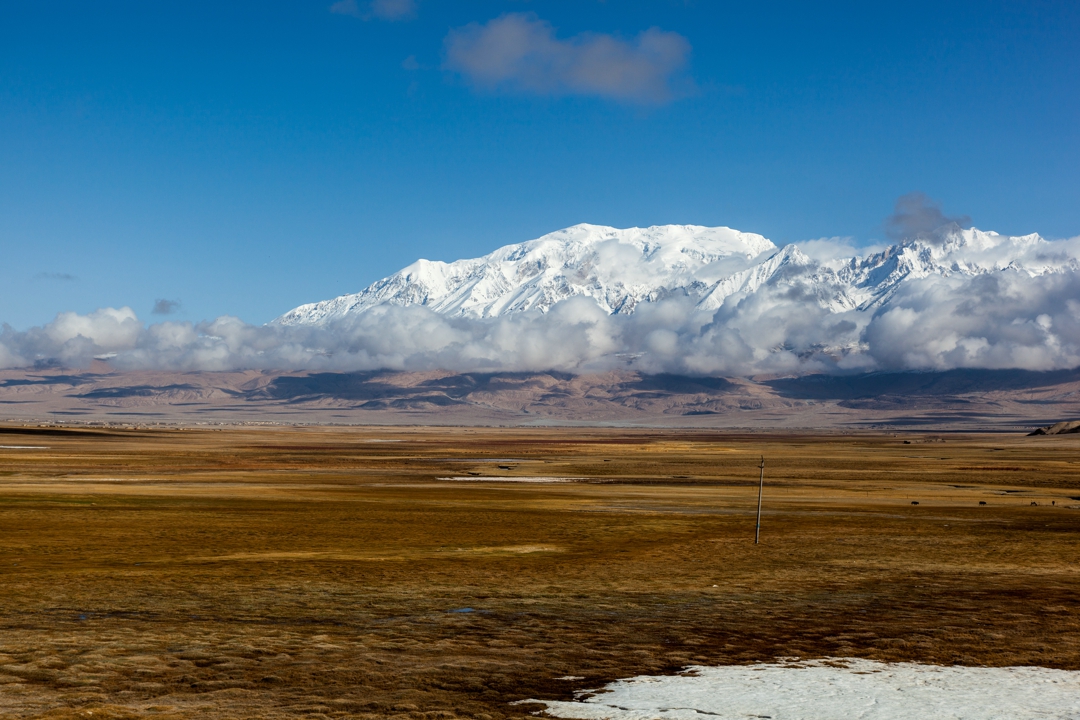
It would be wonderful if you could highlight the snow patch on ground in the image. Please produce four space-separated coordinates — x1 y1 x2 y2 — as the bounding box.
523 658 1080 719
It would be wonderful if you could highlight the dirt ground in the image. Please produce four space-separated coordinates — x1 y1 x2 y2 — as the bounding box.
0 424 1078 719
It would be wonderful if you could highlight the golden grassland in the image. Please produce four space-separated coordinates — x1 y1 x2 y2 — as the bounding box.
0 425 1078 719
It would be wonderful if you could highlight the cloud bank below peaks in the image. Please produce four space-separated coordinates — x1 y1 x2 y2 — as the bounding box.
3 226 1080 376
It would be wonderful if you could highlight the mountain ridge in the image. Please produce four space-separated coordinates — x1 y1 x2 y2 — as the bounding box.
275 222 1073 326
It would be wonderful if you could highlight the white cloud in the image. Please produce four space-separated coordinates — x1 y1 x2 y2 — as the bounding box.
443 13 693 104
4 256 1080 376
862 271 1080 371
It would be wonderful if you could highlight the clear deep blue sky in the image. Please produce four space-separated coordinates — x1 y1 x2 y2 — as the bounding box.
1 1 1077 328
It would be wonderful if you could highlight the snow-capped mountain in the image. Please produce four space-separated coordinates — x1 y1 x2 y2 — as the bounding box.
275 222 1074 326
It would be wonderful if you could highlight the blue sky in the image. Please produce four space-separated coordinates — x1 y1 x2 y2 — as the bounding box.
1 0 1077 328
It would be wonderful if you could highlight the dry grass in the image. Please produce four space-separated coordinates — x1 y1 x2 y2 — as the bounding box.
0 425 1079 718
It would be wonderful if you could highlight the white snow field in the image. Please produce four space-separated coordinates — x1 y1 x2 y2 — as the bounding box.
524 658 1080 720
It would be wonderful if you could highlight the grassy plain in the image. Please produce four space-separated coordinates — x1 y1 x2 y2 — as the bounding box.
0 425 1078 719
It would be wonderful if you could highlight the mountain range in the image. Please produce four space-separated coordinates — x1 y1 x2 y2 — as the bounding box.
2 222 1078 428
275 222 1073 326
2 220 1077 410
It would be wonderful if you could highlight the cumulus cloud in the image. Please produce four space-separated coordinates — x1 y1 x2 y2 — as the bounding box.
1 307 141 368
152 299 181 316
886 192 972 241
0 300 619 373
4 247 1080 376
863 271 1080 371
443 13 693 104
330 0 415 21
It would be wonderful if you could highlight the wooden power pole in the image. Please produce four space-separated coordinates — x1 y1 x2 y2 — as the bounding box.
755 456 765 544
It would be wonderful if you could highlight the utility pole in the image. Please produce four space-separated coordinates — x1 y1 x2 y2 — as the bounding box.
755 455 765 544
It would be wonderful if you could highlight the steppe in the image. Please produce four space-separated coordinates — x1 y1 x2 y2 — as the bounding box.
1 424 1079 719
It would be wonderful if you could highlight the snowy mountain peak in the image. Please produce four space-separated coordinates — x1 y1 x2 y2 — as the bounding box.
275 224 777 324
275 223 1068 327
